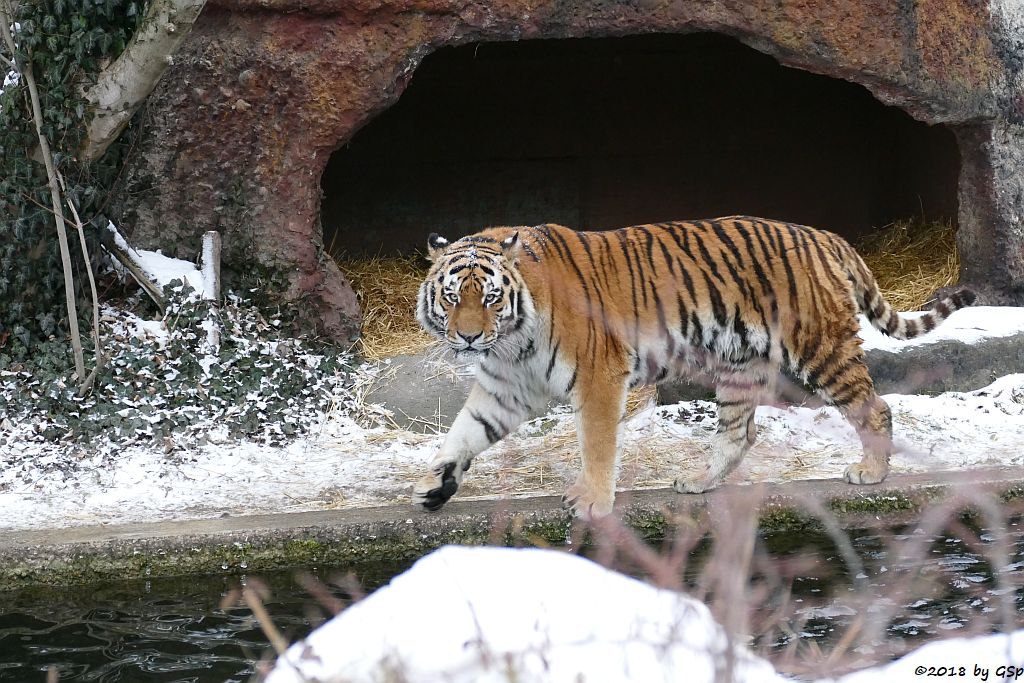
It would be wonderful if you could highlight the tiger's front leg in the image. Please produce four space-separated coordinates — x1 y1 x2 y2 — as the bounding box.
561 377 628 519
413 380 528 512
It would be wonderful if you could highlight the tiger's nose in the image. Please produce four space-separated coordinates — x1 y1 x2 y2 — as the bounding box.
458 332 482 344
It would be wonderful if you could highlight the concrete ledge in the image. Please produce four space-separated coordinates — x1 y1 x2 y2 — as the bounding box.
866 332 1024 395
2 468 1023 589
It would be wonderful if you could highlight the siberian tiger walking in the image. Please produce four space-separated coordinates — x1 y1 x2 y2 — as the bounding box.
413 217 975 518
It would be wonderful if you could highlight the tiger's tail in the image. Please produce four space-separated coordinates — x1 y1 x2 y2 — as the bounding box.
839 242 976 340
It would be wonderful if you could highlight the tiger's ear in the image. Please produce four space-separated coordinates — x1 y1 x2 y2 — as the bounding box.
427 233 450 262
500 232 521 262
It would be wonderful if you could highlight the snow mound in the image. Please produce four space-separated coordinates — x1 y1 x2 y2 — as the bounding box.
268 548 1024 683
267 546 1024 683
265 545 786 683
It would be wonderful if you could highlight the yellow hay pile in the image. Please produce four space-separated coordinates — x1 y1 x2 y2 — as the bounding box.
337 218 958 363
336 254 435 361
857 219 960 311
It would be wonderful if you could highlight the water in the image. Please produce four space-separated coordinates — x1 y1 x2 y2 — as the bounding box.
745 518 1024 658
0 561 409 683
1 523 1022 682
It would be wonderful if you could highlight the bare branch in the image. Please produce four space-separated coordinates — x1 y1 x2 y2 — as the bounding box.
81 0 206 161
60 173 105 396
242 585 290 657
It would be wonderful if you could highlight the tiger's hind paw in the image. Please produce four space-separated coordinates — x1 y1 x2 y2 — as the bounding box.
843 462 888 485
413 461 461 512
672 475 721 494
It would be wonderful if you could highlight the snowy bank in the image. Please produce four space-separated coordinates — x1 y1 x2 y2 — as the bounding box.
4 300 1024 532
5 370 1024 531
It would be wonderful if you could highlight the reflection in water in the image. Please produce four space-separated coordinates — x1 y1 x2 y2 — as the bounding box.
0 524 1021 682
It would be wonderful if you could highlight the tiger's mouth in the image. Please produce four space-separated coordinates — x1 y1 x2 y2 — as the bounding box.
448 336 494 356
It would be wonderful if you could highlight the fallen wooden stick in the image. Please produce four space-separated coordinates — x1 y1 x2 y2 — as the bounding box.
98 226 166 312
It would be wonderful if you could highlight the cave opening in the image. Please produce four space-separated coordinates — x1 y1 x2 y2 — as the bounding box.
321 33 960 257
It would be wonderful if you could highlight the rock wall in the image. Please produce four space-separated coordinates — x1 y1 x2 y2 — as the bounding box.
113 0 1024 341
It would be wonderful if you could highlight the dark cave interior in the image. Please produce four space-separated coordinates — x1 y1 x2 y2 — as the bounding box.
321 33 960 256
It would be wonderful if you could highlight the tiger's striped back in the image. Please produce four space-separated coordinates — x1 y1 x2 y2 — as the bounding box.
497 218 974 387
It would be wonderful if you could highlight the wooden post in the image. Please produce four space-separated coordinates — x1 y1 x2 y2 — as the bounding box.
201 231 222 354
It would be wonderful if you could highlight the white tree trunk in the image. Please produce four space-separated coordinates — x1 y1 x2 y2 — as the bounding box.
80 0 206 162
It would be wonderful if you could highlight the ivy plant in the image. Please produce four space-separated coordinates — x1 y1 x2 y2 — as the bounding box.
0 0 146 360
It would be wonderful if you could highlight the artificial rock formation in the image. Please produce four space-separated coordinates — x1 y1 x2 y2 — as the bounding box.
114 0 1024 341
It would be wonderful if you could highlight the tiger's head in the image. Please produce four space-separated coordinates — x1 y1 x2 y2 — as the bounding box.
416 231 534 358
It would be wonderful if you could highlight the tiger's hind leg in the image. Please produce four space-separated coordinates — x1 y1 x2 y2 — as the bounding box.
674 376 762 494
805 345 892 485
838 388 892 485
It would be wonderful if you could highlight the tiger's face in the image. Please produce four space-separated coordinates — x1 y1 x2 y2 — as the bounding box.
416 231 531 357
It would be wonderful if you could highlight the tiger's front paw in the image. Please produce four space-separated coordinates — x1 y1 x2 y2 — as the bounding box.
413 461 463 512
560 481 614 519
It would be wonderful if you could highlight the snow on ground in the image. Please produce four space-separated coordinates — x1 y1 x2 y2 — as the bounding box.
3 304 1024 532
266 545 1024 683
825 631 1024 683
3 371 1024 532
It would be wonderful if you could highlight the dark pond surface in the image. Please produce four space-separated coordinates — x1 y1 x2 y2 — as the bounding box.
0 559 412 683
2 520 1022 682
752 518 1024 656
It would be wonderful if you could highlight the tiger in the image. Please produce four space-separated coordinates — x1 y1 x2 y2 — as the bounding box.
413 217 976 518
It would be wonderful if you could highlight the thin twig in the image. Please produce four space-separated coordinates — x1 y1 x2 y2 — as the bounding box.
241 586 290 656
294 571 347 615
60 173 104 396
